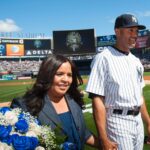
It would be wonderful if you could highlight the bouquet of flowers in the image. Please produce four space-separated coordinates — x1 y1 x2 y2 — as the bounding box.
0 107 58 150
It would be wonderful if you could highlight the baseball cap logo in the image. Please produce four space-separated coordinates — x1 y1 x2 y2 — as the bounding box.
132 16 137 23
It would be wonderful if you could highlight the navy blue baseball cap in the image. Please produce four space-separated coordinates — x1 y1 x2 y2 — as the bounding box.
114 14 146 30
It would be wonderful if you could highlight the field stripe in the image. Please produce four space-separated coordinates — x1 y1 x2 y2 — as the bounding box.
0 88 26 98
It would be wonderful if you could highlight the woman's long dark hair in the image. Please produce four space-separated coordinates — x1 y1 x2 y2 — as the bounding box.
23 54 84 116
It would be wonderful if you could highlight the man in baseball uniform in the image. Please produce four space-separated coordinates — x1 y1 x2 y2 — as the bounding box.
86 14 150 150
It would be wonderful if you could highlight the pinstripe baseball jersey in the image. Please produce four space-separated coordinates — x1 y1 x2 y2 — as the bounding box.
86 46 145 109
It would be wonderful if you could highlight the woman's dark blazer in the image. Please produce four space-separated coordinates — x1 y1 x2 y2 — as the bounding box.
10 94 92 149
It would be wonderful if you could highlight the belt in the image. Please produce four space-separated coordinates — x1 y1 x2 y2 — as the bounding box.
113 107 141 116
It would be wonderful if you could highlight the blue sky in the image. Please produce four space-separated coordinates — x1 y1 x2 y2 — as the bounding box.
1 0 150 38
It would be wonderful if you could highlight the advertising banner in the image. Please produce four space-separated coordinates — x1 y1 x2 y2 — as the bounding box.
135 36 149 48
6 44 24 56
96 35 116 52
97 35 116 47
0 39 23 44
0 39 24 56
138 29 150 36
24 39 52 56
53 29 95 55
0 44 6 56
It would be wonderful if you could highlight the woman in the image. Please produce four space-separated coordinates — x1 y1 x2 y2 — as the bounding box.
11 54 99 149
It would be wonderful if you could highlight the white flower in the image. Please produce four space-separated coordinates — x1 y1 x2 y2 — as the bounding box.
0 142 12 150
35 146 46 150
29 122 42 136
4 111 18 125
26 131 37 137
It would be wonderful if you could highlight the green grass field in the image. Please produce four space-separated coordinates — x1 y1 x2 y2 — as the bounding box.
0 78 150 149
144 72 150 76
